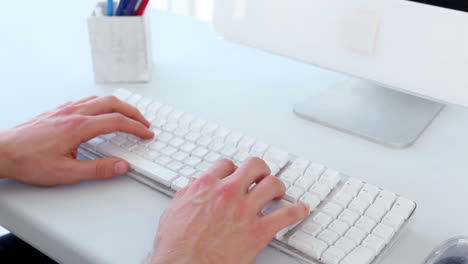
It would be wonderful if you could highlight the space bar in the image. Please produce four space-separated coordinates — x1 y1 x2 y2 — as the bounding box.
97 142 178 186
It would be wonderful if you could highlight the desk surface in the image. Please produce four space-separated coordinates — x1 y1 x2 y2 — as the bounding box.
1 2 468 264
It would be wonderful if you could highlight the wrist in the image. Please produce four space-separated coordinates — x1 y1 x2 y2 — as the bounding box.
0 130 19 179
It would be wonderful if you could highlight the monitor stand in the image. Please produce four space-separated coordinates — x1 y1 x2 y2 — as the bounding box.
293 78 445 148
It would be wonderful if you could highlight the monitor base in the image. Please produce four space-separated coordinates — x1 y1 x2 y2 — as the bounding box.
293 79 444 148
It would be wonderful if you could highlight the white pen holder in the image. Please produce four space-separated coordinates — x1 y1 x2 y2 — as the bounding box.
88 2 153 83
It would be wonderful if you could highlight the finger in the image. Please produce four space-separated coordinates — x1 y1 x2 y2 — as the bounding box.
78 113 154 142
59 158 129 184
233 157 271 191
247 176 286 213
75 96 150 127
261 202 309 236
72 96 99 105
203 159 237 179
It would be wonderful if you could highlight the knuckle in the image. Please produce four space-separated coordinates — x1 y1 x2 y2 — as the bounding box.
264 176 285 192
217 179 240 199
286 205 304 221
60 115 87 130
104 95 120 104
216 158 236 169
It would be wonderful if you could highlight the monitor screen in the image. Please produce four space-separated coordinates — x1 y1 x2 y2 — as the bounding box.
409 0 468 12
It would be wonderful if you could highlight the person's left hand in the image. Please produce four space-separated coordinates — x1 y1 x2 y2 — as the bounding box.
0 95 154 186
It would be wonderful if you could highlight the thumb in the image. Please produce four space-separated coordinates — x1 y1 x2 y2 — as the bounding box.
64 158 130 183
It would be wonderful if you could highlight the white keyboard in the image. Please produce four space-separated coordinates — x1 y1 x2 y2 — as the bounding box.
78 89 416 264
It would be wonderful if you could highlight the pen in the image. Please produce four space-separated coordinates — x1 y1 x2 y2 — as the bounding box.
115 0 128 16
135 0 150 16
107 0 114 16
124 0 139 16
95 3 104 16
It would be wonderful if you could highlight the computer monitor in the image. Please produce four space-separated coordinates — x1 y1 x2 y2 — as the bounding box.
212 0 468 147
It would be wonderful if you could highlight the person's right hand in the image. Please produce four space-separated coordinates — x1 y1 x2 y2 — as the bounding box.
149 158 310 264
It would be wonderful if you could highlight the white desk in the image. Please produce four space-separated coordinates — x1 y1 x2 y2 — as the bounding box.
1 2 468 264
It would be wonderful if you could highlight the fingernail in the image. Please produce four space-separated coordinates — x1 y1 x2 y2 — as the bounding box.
114 161 128 176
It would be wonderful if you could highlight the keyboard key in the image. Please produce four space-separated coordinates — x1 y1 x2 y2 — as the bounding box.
372 224 395 243
328 220 349 236
83 137 105 150
184 156 201 167
374 191 396 211
193 147 209 158
280 168 302 183
113 88 132 101
149 141 166 151
391 197 416 217
341 178 364 197
359 184 380 202
172 151 189 161
300 221 322 236
178 113 195 126
158 132 173 142
171 177 190 191
345 227 366 244
285 186 304 203
213 127 231 139
127 94 143 106
317 229 339 245
197 162 212 171
174 127 190 137
338 209 360 226
185 131 201 142
365 203 387 222
334 237 357 254
157 105 174 119
221 144 237 157
321 246 345 264
289 158 310 175
362 234 385 256
309 182 331 200
234 151 251 163
201 122 219 136
288 231 327 259
341 246 374 264
168 109 184 122
197 136 212 147
304 163 325 180
180 142 196 153
167 161 184 171
110 135 128 146
225 131 243 145
250 142 269 157
161 146 177 156
321 202 343 218
136 97 152 112
294 174 316 191
147 101 163 114
312 212 333 228
155 156 172 166
237 136 256 151
332 191 353 208
169 137 185 148
143 151 160 161
179 166 196 177
190 119 207 131
348 197 370 215
381 209 406 230
265 161 280 176
299 192 321 211
263 148 289 168
205 152 221 163
318 168 341 189
97 143 177 186
355 216 377 234
163 123 178 133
